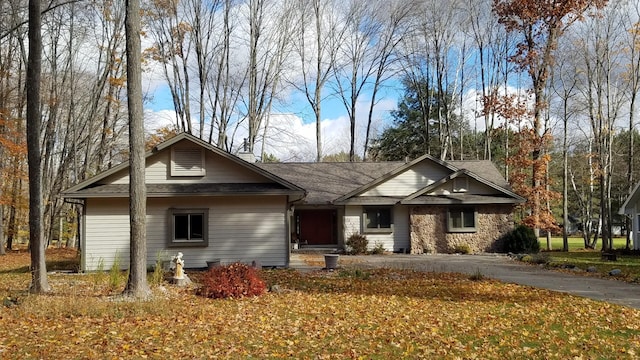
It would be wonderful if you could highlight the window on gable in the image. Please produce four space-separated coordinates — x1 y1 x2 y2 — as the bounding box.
447 207 476 232
453 177 468 192
363 207 393 233
171 148 205 176
169 209 208 247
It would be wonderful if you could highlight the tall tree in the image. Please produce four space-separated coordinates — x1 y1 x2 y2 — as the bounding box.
290 0 343 162
493 0 608 234
145 0 193 134
552 58 579 251
362 0 413 161
245 0 292 155
575 2 626 251
464 0 515 161
623 5 640 249
369 79 466 161
332 0 381 162
123 0 150 298
26 0 50 293
207 0 243 150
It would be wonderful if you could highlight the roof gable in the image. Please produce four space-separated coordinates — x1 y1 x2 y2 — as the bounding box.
619 182 640 215
63 133 304 198
333 154 458 203
401 169 524 204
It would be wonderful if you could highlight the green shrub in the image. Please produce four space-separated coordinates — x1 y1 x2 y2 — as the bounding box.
503 225 540 254
109 256 124 290
198 263 266 299
149 260 166 287
338 269 371 280
346 233 368 255
452 243 471 254
370 242 386 255
528 253 550 264
93 258 106 287
469 268 485 281
149 252 170 286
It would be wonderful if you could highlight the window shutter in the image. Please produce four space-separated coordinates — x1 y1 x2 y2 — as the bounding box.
171 148 205 176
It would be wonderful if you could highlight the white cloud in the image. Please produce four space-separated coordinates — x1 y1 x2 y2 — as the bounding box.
144 109 177 133
459 85 534 132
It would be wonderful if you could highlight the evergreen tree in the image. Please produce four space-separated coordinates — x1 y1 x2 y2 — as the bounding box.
369 78 469 161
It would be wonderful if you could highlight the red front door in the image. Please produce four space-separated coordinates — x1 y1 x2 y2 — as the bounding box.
297 210 337 245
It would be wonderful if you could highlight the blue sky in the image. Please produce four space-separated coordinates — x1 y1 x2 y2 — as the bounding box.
143 80 403 161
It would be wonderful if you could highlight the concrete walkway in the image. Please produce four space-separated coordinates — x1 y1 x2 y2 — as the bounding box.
290 253 640 309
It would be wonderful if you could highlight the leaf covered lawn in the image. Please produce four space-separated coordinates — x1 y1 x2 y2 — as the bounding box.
1 250 639 359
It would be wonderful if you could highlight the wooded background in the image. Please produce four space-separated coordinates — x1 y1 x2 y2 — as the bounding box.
0 0 636 251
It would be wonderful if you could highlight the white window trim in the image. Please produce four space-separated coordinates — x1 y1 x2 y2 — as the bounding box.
447 207 477 233
168 208 209 247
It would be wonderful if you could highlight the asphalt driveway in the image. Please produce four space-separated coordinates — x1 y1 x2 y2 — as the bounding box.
290 253 640 309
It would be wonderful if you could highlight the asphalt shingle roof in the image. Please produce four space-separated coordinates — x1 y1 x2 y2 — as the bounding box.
259 159 511 205
257 162 401 204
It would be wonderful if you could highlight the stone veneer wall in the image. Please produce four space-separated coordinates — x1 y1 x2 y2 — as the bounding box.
409 204 514 254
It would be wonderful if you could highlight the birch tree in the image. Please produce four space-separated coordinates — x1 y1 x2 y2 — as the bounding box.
145 0 193 134
362 0 413 161
332 0 381 162
245 0 293 155
578 3 626 251
464 0 514 161
622 5 640 249
290 0 343 162
208 0 244 150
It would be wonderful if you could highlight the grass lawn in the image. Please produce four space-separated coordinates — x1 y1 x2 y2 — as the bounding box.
0 249 639 359
538 236 629 251
534 237 640 282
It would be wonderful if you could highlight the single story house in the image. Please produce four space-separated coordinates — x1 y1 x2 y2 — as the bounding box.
62 133 525 271
618 183 640 250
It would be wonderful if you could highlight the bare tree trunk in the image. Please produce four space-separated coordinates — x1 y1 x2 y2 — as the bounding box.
27 0 50 294
0 206 4 255
123 0 150 299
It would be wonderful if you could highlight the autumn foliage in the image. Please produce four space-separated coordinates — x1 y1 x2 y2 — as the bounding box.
506 127 562 232
484 93 561 233
197 262 266 299
0 250 639 358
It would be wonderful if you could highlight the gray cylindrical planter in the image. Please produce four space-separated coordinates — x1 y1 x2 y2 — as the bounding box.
207 259 221 269
324 254 339 269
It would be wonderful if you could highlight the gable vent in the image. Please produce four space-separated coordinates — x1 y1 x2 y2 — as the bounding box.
171 148 205 176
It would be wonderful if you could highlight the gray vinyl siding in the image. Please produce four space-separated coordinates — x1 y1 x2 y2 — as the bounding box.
343 205 410 253
428 178 503 196
631 203 640 250
344 206 361 240
393 206 410 252
82 196 288 271
361 162 450 197
105 147 268 185
84 198 131 270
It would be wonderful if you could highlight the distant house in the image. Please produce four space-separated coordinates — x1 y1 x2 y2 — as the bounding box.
618 183 640 250
62 133 524 271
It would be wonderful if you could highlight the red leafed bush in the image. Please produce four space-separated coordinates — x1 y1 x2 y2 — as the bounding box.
198 263 266 299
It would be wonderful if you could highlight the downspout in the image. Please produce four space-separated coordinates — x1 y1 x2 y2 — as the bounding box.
286 204 295 268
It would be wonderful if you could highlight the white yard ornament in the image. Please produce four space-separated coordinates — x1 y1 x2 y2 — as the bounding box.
172 252 185 279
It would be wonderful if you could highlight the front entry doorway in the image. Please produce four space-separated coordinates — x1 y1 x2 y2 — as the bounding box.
295 209 338 246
